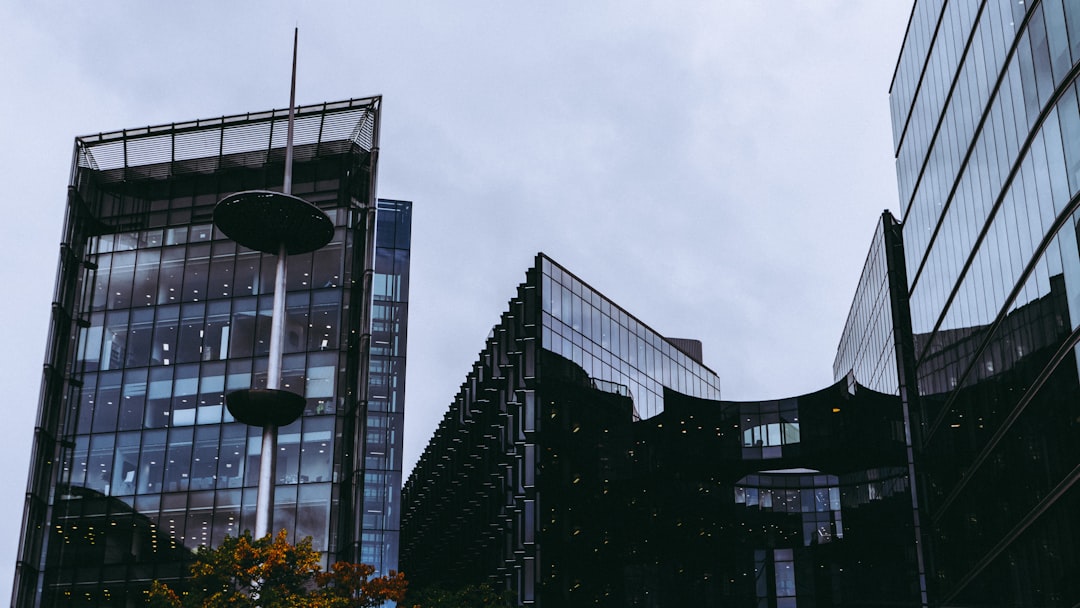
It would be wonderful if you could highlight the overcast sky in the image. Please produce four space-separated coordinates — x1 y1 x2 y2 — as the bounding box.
0 1 912 597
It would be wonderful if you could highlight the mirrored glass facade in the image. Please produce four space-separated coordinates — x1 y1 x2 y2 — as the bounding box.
360 198 412 574
892 1 1080 604
539 256 722 419
834 212 910 396
401 254 721 605
13 99 412 607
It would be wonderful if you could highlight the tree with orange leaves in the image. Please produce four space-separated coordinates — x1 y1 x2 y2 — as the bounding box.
147 530 407 608
315 561 410 607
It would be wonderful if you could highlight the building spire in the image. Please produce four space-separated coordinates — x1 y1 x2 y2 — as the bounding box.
212 27 334 539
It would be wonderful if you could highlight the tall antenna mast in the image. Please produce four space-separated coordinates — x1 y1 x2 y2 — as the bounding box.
212 28 334 539
283 27 298 195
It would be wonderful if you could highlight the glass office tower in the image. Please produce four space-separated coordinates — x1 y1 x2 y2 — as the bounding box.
892 1 1080 604
363 198 412 574
402 254 721 605
12 98 411 607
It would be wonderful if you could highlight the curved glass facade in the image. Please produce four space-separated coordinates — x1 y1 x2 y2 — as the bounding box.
893 1 1080 604
403 372 920 607
13 99 410 607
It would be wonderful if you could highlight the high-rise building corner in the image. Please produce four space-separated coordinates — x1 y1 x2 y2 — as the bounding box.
12 97 411 607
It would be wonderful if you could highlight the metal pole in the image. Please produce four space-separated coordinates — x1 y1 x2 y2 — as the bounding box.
254 28 299 540
254 425 277 538
283 28 298 196
255 242 289 538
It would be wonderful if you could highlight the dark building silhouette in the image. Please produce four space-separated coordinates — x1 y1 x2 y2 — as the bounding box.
401 254 723 604
542 377 920 607
402 255 921 606
13 99 411 607
833 210 927 604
